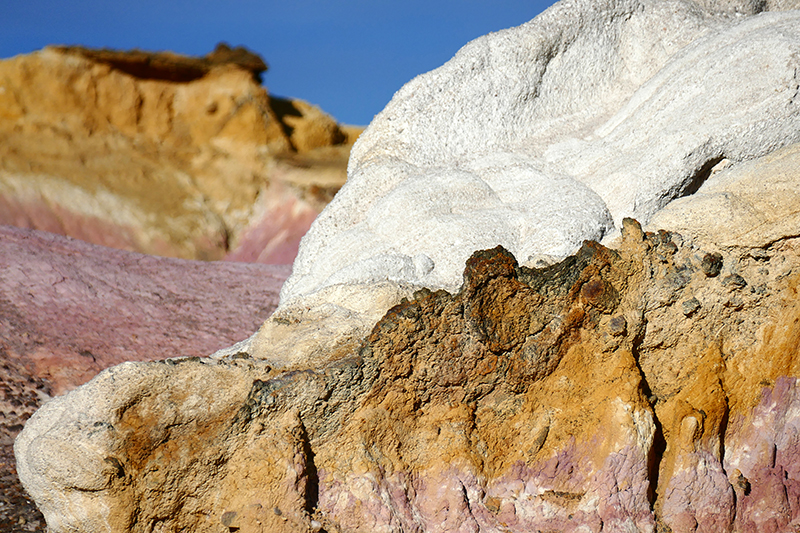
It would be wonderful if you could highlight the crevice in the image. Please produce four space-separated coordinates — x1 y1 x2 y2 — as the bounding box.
718 384 731 472
716 382 738 522
630 322 666 509
299 421 331 532
301 423 320 518
677 155 725 199
640 372 667 508
267 96 301 151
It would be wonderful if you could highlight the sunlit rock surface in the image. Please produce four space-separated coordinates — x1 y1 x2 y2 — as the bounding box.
0 44 361 263
13 0 800 531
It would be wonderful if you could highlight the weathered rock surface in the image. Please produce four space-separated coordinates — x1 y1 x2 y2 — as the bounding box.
13 0 800 532
0 44 361 263
647 142 800 250
0 224 290 398
263 0 800 366
14 219 800 532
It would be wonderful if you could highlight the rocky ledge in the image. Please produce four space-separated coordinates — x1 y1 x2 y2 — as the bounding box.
13 220 800 532
51 43 269 83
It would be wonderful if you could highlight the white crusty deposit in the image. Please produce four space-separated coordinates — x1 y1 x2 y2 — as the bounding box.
249 0 800 364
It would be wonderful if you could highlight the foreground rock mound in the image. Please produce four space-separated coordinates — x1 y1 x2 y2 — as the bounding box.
15 220 800 532
0 44 361 263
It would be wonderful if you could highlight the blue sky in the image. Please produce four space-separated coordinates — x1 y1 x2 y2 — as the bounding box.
2 1 555 125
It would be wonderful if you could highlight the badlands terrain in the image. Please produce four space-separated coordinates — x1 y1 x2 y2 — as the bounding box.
6 0 800 531
0 43 346 530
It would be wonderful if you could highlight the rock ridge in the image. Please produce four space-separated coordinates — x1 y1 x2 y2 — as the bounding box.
15 219 800 532
51 42 269 83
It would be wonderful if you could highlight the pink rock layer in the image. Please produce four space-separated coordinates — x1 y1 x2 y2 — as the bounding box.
318 442 655 533
224 191 319 264
0 190 321 265
0 225 290 395
724 377 800 533
0 194 228 261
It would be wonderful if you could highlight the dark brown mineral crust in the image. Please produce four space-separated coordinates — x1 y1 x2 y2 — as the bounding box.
51 42 268 82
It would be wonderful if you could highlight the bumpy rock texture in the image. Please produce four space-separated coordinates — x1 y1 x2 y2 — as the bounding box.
0 44 361 263
262 0 800 365
14 220 800 532
13 0 800 532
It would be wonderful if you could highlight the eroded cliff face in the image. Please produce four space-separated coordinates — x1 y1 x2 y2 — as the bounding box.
0 44 360 262
14 220 800 532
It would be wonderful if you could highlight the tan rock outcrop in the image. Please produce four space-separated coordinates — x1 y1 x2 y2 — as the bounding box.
0 44 360 262
14 217 800 532
647 142 800 250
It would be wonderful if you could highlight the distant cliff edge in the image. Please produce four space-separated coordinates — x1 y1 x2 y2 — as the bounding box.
0 43 362 263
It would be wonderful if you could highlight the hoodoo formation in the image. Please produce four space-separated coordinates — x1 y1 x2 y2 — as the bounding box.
11 0 800 531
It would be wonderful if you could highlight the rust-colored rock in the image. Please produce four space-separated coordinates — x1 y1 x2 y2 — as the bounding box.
0 45 361 263
51 42 268 83
15 220 800 532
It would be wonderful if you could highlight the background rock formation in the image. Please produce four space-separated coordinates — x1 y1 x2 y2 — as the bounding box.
0 44 361 263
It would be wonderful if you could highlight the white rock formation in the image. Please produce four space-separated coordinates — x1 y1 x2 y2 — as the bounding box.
646 142 800 249
244 0 800 364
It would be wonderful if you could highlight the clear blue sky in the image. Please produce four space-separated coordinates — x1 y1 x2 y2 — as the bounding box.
2 1 555 126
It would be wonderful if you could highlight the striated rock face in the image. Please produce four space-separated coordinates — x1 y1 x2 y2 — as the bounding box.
0 44 361 263
14 220 800 532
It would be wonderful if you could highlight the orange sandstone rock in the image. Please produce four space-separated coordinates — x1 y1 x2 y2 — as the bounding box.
15 221 800 532
0 45 361 263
